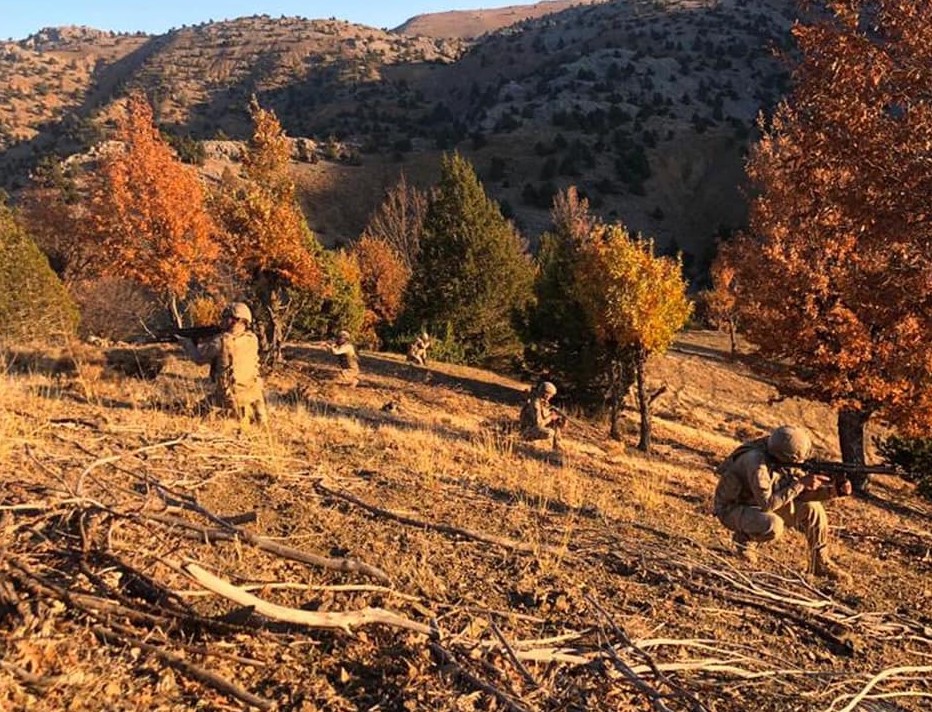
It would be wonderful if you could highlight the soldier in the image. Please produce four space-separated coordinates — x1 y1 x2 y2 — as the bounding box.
714 425 852 583
178 302 267 425
406 331 431 367
519 381 566 452
327 330 360 388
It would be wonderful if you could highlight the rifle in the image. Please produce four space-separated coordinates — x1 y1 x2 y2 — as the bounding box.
550 405 571 427
792 460 909 494
154 324 224 344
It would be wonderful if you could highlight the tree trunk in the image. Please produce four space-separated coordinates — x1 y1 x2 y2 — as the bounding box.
635 345 651 453
169 295 183 328
256 275 284 365
727 317 737 358
609 356 623 441
838 407 871 493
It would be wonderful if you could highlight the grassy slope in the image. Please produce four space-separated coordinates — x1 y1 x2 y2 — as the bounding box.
0 330 929 710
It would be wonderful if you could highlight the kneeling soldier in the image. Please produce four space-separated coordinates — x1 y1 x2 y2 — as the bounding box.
519 381 566 452
178 302 267 425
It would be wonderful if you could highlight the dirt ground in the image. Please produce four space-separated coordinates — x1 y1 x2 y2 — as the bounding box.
1 330 929 711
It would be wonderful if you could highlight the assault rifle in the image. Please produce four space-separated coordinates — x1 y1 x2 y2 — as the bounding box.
154 324 224 344
550 406 571 427
791 460 909 494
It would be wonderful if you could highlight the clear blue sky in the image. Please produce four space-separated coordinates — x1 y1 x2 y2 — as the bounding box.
0 0 531 41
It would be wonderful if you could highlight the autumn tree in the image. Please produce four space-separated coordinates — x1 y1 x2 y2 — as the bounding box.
0 194 78 341
405 152 535 366
704 237 743 358
211 97 326 361
574 224 692 450
523 187 613 409
360 172 428 271
726 0 932 483
18 159 89 283
85 93 218 325
351 235 411 347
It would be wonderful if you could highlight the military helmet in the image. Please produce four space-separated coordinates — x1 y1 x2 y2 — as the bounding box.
227 302 252 324
766 425 812 464
541 381 557 396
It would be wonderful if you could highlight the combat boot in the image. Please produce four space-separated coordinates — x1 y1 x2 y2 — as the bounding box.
732 532 758 565
809 548 852 584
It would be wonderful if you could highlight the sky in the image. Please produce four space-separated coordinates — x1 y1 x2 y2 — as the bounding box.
0 0 532 41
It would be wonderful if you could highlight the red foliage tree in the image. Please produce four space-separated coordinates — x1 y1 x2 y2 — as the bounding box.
728 0 932 477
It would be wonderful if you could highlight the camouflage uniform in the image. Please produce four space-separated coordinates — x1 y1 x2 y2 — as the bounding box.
407 333 431 367
329 331 360 387
183 303 268 425
520 381 564 451
714 426 848 581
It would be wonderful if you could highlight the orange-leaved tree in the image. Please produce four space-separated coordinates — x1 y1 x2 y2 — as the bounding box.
704 237 743 358
86 93 218 325
351 235 411 347
210 97 326 362
726 0 932 481
574 224 692 451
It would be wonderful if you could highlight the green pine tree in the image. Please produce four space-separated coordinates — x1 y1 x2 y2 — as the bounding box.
405 152 534 366
0 194 78 341
521 187 631 412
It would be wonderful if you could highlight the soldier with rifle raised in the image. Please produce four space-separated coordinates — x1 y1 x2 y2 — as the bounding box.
713 425 910 583
176 302 268 425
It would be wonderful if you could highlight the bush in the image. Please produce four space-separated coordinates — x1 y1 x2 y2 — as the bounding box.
876 435 932 500
0 196 78 342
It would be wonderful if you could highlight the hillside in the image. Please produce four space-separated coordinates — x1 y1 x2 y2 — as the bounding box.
0 0 799 268
1 330 930 711
394 0 608 39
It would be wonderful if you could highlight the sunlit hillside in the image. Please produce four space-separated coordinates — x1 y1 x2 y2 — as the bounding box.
2 330 928 711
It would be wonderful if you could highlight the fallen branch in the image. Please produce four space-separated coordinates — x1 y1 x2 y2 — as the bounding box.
429 642 532 712
143 510 391 584
181 561 434 637
317 482 565 556
832 665 932 712
93 624 275 711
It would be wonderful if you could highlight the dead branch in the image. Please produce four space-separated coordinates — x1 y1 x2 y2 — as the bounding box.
489 619 541 690
0 658 61 694
586 593 708 712
832 665 932 712
144 510 391 583
316 482 565 556
93 624 275 711
429 642 533 712
181 561 435 637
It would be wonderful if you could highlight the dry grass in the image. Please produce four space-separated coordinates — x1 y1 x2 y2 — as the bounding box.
1 330 929 711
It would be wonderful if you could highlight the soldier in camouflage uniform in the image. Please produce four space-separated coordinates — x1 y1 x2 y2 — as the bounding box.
406 331 431 367
327 330 360 388
714 425 851 583
519 381 566 451
178 302 268 425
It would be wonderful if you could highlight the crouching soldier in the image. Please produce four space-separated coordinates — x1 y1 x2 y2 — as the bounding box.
714 425 851 583
178 302 268 425
328 330 360 388
519 381 566 452
406 331 431 367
